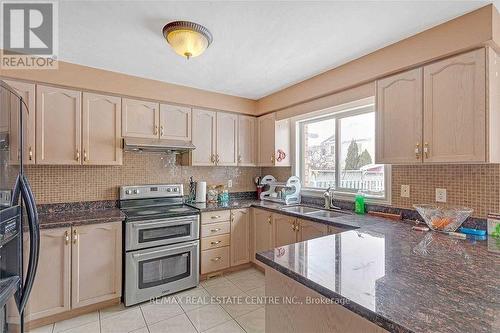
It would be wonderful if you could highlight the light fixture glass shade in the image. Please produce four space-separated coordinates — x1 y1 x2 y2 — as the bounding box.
163 21 212 59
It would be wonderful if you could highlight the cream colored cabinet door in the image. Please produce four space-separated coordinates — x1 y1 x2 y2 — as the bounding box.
237 115 256 166
423 48 486 163
71 222 122 309
216 112 238 166
26 227 71 321
82 93 122 165
299 219 328 242
36 85 82 165
376 68 423 164
253 209 273 259
3 80 36 164
273 214 298 247
122 98 159 139
257 113 276 166
274 118 291 166
159 104 191 141
230 209 250 266
191 108 216 166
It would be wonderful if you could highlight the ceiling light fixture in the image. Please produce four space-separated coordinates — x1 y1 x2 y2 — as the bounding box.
162 21 213 59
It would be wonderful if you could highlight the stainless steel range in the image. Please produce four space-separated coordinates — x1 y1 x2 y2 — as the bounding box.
120 184 200 306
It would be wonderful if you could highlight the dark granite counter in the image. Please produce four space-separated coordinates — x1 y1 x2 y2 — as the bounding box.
37 208 125 230
256 220 500 333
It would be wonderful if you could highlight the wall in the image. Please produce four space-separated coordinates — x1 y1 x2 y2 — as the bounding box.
26 153 261 204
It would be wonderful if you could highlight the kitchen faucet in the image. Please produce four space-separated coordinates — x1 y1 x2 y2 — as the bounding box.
323 186 341 210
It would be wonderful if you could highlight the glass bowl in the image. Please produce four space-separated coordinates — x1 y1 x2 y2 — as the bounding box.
413 204 473 232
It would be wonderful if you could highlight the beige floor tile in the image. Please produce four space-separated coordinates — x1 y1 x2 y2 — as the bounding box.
230 275 265 292
221 301 263 319
204 282 244 298
140 297 183 325
202 320 246 333
245 286 265 298
185 304 232 332
100 307 146 333
235 307 265 333
53 311 99 332
176 286 213 312
99 303 138 320
57 321 100 333
130 328 149 333
27 324 54 333
225 269 260 281
148 313 197 333
200 275 230 288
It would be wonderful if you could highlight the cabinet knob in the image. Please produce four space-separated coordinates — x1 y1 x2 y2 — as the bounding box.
211 241 222 245
210 154 215 164
211 256 222 262
64 231 70 245
28 147 33 161
83 149 88 162
237 155 242 163
267 216 272 224
216 154 220 164
271 153 276 164
72 229 78 244
423 143 430 159
75 149 80 161
160 125 164 137
415 143 420 160
153 125 158 135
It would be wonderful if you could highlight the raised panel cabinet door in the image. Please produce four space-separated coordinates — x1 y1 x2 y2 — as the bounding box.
36 85 82 165
191 108 216 166
159 104 192 141
376 68 423 164
216 112 238 166
26 227 71 321
121 98 159 138
4 80 36 164
230 209 250 266
82 93 122 165
237 115 256 166
273 214 298 247
298 219 328 242
423 48 486 163
253 209 273 257
274 118 291 166
71 222 122 309
257 113 276 166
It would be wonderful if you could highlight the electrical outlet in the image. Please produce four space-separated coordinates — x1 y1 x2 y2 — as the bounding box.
435 188 447 203
228 180 233 188
400 185 410 198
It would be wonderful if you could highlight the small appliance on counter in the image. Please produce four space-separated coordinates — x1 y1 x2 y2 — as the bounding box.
260 175 301 205
195 181 207 203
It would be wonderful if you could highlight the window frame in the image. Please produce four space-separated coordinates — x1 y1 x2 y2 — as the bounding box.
292 98 391 205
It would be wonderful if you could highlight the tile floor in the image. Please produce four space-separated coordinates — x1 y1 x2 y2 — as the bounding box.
28 268 266 333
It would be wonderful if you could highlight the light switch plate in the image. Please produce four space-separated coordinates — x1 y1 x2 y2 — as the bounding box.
400 185 410 198
435 188 447 203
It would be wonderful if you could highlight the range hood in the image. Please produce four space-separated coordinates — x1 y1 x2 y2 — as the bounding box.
123 137 195 153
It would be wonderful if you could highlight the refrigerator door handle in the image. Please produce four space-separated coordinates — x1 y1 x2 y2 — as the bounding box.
18 174 40 313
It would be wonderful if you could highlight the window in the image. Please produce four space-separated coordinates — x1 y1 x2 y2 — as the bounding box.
297 104 389 201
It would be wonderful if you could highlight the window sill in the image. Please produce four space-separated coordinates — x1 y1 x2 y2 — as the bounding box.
300 188 391 206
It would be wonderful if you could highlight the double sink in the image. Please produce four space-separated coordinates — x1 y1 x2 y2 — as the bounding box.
279 205 349 219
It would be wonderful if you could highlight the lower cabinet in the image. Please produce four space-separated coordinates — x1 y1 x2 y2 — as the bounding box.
26 222 122 321
230 209 250 266
299 219 329 241
200 210 231 275
273 214 298 247
252 209 273 258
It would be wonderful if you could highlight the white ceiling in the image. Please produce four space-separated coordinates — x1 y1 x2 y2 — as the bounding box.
59 1 494 99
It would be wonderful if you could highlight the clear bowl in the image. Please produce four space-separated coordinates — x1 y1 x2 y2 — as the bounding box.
413 204 473 232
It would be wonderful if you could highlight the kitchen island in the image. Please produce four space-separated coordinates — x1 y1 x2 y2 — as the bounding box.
256 220 500 333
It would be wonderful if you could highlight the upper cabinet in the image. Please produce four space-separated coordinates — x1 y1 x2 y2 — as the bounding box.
3 80 36 164
121 98 159 139
257 113 290 167
159 104 191 141
191 108 216 166
36 85 82 165
82 93 122 165
238 115 256 166
216 112 238 166
376 48 498 164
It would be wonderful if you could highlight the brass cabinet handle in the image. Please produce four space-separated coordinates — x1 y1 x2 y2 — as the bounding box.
237 155 242 163
271 153 275 163
83 149 88 162
75 149 80 161
211 241 222 245
72 229 78 244
423 142 430 159
153 125 158 135
64 231 70 245
211 215 221 219
210 228 221 232
211 256 222 262
28 147 33 161
160 125 164 137
216 154 220 164
267 216 272 224
415 143 421 160
210 154 216 164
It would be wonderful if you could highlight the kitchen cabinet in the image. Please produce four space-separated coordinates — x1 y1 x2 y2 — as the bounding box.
375 68 423 164
238 115 256 166
200 210 231 275
216 112 238 166
36 85 82 165
26 227 71 321
71 222 122 309
159 104 191 141
3 80 36 164
299 219 328 241
252 209 273 262
257 113 290 167
82 92 122 165
230 209 250 266
273 214 298 247
121 98 159 139
191 108 216 166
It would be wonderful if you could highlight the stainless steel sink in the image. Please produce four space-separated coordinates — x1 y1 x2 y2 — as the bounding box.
305 209 346 219
280 205 320 214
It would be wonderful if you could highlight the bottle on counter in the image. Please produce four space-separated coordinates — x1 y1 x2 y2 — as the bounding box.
354 191 365 215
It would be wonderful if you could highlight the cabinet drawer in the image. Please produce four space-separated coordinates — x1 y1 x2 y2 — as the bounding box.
201 222 230 238
201 210 231 224
201 234 230 251
201 247 229 274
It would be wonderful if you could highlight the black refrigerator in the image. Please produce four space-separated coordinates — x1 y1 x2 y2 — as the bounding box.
0 80 40 333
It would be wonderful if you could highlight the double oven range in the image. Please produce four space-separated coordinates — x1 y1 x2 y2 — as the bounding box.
120 184 200 306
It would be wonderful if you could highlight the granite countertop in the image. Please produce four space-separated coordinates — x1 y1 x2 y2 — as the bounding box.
37 208 125 230
256 219 500 333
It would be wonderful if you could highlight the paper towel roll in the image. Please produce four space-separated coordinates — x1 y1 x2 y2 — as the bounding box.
195 181 207 203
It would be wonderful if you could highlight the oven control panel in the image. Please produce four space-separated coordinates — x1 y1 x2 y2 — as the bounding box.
120 184 183 200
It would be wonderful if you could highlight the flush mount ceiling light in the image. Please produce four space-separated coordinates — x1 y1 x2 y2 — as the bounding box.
162 21 213 59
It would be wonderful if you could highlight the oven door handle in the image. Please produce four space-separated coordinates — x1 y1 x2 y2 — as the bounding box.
131 241 198 258
131 218 197 229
